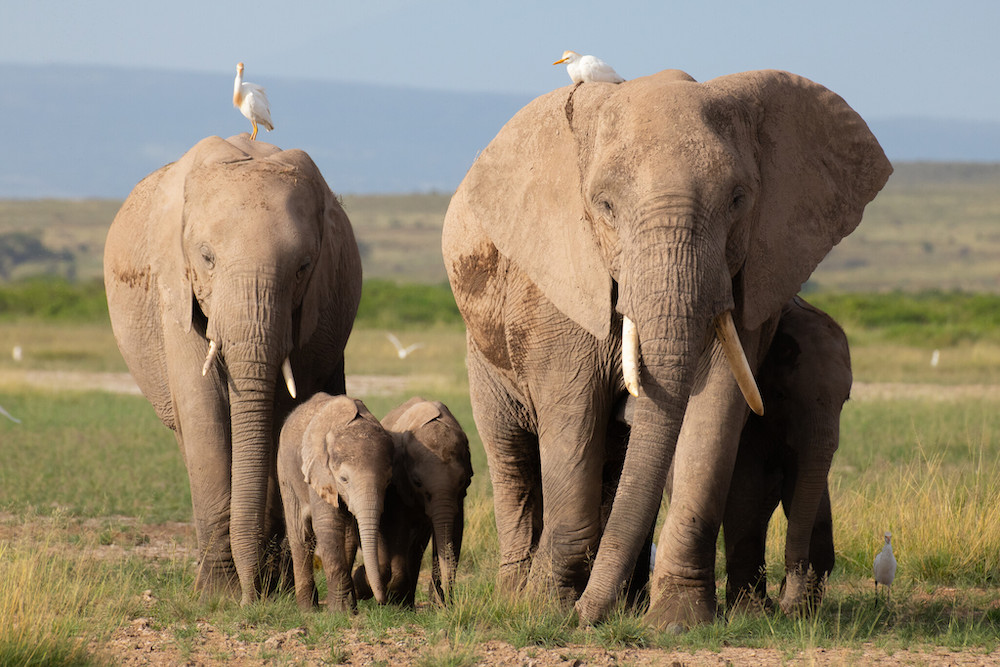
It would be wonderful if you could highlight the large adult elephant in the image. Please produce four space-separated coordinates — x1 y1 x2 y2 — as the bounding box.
104 134 362 604
441 69 891 628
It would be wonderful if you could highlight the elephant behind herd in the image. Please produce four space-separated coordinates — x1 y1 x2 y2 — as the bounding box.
104 66 890 627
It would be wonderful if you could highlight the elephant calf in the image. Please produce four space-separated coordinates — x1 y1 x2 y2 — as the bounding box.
353 397 473 606
277 393 394 612
724 296 852 615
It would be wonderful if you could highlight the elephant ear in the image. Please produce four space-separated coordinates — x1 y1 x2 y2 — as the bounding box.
270 149 359 348
460 86 613 339
149 136 252 331
300 396 363 507
707 70 892 331
395 399 443 433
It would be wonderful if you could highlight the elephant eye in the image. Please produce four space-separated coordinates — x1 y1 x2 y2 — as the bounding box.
199 244 215 270
730 186 747 212
296 257 312 282
339 475 348 484
412 477 423 488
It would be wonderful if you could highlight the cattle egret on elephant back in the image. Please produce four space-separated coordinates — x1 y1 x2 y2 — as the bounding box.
233 62 274 140
553 50 625 84
873 530 897 600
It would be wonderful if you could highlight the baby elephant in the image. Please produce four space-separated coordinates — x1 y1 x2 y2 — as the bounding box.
354 397 473 606
278 393 394 612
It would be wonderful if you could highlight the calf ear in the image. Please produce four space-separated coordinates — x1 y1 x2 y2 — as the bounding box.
301 430 341 508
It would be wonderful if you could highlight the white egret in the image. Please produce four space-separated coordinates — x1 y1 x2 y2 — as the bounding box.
873 531 897 600
553 50 625 84
233 62 274 140
386 333 424 359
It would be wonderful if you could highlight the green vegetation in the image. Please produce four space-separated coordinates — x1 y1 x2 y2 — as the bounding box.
356 279 461 329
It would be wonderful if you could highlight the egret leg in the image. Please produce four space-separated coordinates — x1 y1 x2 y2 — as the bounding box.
250 120 258 141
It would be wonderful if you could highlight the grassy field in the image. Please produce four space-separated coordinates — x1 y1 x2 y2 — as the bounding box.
1 316 999 664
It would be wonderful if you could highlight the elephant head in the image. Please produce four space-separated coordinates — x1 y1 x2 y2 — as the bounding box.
383 398 473 604
117 134 361 602
445 70 891 623
302 396 394 604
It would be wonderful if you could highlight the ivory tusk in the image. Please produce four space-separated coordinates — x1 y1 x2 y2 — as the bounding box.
281 357 297 399
201 340 219 377
622 316 640 398
714 311 764 416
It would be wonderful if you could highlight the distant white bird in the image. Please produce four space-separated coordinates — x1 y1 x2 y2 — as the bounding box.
386 333 424 359
12 345 22 362
233 62 274 140
0 404 21 424
930 349 940 367
553 50 625 84
873 531 897 599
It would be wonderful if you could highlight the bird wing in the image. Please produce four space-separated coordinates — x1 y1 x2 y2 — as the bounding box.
386 333 403 352
403 343 424 354
0 404 21 424
581 56 624 83
241 83 274 129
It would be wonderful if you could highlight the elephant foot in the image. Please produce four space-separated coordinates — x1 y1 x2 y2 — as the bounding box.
498 559 532 595
644 581 717 631
195 560 241 601
778 564 825 616
725 588 774 616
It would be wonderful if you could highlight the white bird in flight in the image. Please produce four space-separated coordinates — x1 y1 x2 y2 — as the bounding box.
386 333 424 359
233 62 274 140
553 50 625 84
0 404 21 424
873 531 897 599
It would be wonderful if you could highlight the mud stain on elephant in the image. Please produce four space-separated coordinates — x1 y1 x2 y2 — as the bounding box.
112 266 153 291
452 245 512 371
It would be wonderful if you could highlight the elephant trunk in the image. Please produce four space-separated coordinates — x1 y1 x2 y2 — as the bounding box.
217 273 292 604
577 215 729 625
354 495 387 604
429 505 463 604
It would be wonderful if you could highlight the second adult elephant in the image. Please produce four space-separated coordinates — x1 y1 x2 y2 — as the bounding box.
104 134 362 603
442 69 891 628
723 296 851 615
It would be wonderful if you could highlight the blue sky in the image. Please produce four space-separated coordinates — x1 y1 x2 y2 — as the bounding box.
3 0 999 123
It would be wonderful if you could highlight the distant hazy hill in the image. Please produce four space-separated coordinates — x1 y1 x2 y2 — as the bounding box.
3 63 999 198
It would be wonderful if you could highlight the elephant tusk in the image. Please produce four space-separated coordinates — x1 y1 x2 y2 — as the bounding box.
201 340 219 377
282 357 297 399
714 311 764 416
622 316 640 398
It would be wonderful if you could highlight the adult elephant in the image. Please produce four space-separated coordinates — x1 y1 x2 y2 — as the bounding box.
441 69 891 628
104 134 362 604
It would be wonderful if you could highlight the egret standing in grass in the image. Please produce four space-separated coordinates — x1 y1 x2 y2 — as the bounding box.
553 50 625 84
233 62 273 140
874 530 897 601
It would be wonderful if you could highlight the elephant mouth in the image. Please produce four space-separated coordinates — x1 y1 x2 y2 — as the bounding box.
200 336 298 399
621 310 763 416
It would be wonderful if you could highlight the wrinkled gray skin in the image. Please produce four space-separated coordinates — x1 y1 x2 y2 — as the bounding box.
723 296 851 616
442 69 891 628
277 394 394 612
354 397 473 606
104 135 362 604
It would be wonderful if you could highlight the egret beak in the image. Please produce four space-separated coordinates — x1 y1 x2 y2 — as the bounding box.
553 57 569 65
714 311 764 416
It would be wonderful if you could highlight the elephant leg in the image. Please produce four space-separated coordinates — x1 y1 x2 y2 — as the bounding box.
167 333 237 598
529 400 607 605
467 347 541 593
647 345 751 628
724 417 780 613
313 497 356 613
778 425 838 615
281 483 318 610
